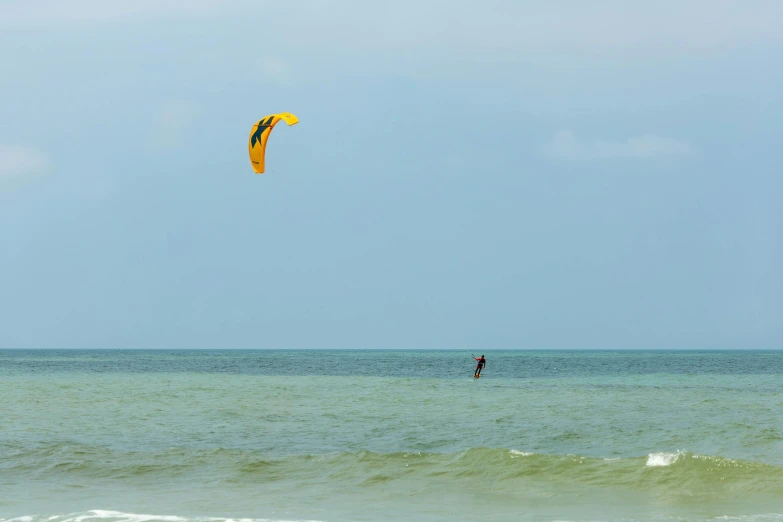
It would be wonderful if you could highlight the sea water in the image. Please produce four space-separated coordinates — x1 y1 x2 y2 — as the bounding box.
1 350 782 522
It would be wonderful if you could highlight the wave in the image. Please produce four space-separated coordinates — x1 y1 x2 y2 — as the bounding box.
4 444 783 496
7 510 783 522
0 511 323 522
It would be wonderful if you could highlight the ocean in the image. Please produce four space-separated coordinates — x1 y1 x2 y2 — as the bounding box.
1 350 782 522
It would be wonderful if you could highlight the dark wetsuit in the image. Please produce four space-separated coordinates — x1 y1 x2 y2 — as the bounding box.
474 356 486 376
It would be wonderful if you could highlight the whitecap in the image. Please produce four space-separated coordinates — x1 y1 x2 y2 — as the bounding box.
646 452 683 467
509 450 534 457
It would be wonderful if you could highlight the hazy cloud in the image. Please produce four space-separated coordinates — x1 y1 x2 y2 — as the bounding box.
0 0 225 25
2 1 781 55
148 101 199 151
297 1 783 53
0 145 50 176
545 130 692 161
257 57 293 87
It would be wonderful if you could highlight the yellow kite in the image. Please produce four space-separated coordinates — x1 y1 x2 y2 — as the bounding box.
248 112 299 174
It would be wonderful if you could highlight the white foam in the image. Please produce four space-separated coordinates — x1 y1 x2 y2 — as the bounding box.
0 512 324 522
509 450 534 457
712 513 783 522
88 511 185 522
646 452 683 467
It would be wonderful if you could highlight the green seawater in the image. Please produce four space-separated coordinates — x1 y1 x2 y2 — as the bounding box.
1 350 782 522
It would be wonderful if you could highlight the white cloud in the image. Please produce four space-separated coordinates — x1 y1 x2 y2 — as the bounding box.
0 145 50 176
148 101 199 151
544 130 692 161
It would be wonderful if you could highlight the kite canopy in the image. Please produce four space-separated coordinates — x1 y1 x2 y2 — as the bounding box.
248 112 299 174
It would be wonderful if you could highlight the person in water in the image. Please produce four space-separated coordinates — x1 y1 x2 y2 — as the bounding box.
474 355 486 377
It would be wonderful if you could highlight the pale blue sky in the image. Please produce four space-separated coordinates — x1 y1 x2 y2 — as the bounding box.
1 1 781 349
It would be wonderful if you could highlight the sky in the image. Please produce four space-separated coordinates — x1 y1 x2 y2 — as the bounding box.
1 0 781 349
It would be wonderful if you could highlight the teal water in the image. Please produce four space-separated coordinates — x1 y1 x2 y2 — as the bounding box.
1 350 783 522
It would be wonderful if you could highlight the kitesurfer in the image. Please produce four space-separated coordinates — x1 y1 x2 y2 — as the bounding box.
474 355 486 377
